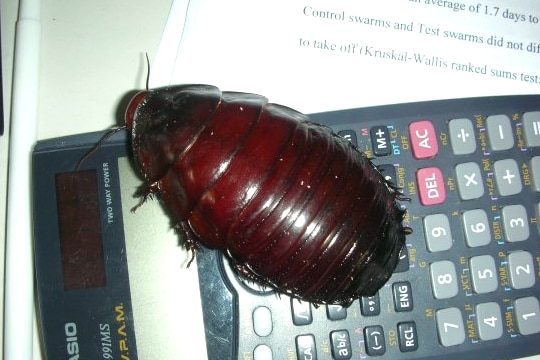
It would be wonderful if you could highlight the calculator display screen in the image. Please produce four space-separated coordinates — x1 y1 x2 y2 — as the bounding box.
55 170 106 290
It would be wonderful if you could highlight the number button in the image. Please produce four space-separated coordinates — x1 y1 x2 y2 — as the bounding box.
476 302 503 340
508 251 536 289
470 255 498 294
424 214 453 252
515 297 540 335
436 307 466 347
502 204 529 242
430 261 459 299
462 209 491 247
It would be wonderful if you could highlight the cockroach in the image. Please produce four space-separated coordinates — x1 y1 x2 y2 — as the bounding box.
119 84 410 306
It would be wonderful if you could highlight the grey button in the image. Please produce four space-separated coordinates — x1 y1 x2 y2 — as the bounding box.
508 251 535 289
494 159 522 196
436 307 465 347
515 297 540 335
470 255 498 294
254 344 273 360
296 335 317 360
502 204 529 242
291 298 312 325
462 209 491 247
449 118 476 155
523 111 540 147
430 261 459 299
476 302 503 341
530 156 540 192
253 306 272 337
455 162 484 200
487 114 514 151
424 214 453 252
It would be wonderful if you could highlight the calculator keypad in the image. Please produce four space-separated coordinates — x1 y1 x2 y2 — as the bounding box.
197 97 540 360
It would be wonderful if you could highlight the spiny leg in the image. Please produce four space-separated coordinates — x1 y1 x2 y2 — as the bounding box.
130 181 160 212
176 221 199 267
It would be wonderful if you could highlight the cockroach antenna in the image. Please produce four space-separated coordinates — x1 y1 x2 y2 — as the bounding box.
76 53 152 170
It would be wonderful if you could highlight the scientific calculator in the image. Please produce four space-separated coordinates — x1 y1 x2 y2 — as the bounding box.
195 95 540 360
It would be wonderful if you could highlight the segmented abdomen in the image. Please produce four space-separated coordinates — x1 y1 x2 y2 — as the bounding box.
152 88 405 304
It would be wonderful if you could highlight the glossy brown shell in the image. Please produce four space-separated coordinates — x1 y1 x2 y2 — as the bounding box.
125 84 407 305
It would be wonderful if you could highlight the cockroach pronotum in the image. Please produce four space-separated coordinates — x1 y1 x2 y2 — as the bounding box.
115 84 410 306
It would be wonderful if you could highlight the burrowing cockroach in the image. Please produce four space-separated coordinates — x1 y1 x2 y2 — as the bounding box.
123 84 409 306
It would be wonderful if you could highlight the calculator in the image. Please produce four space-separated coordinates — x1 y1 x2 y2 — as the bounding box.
195 95 540 360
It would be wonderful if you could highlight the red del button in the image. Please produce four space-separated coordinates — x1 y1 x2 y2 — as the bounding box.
417 167 446 205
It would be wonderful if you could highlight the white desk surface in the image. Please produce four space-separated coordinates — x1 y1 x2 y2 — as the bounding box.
0 0 539 359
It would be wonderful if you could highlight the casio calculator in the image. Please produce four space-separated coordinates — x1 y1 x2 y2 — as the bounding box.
195 95 540 360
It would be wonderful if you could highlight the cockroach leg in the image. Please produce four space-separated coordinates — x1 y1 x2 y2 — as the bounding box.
130 181 160 212
176 221 199 267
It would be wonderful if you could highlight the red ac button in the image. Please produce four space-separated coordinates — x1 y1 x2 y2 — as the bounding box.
409 121 438 159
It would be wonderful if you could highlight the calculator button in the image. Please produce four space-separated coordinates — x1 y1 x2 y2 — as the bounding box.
392 281 413 312
462 209 491 247
338 130 357 147
394 244 410 273
470 255 498 294
296 335 318 360
436 307 466 347
326 305 347 321
371 126 391 156
378 164 397 185
398 322 418 352
430 261 459 299
449 118 476 155
487 114 514 151
502 204 529 242
455 162 484 200
291 298 312 325
530 156 540 191
424 213 453 252
494 159 522 196
508 251 535 289
253 306 272 337
331 330 352 360
254 344 273 360
476 302 503 341
364 326 386 356
360 293 380 316
417 167 446 205
409 121 438 159
523 111 540 147
514 297 540 335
